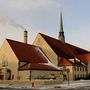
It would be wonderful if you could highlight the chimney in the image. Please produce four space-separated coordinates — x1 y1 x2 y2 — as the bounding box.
24 30 27 44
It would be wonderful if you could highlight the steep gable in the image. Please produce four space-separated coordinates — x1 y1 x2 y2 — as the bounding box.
33 33 58 66
6 39 49 63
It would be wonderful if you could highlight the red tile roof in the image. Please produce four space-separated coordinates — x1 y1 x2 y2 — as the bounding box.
76 54 90 65
58 58 73 66
6 39 48 63
58 58 86 67
19 63 60 71
40 33 90 59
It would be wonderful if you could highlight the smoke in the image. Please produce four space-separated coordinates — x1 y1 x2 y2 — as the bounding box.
0 16 26 30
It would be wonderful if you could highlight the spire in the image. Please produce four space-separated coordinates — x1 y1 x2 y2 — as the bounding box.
60 12 63 32
58 12 65 43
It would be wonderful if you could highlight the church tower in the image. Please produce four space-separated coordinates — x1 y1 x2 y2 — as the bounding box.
58 12 65 43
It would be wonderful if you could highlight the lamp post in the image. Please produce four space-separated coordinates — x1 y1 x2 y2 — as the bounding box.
67 68 70 86
30 63 31 80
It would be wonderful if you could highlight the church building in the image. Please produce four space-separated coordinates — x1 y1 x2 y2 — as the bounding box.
0 12 90 81
33 12 90 80
0 31 62 80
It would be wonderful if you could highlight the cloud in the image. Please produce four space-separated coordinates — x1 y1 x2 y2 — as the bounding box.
0 0 57 11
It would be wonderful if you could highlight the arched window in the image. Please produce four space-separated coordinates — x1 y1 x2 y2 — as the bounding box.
2 56 8 67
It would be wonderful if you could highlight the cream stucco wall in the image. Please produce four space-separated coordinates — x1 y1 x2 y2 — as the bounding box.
62 66 74 80
33 33 58 66
19 70 63 81
61 65 87 81
87 60 90 75
19 70 30 80
0 40 19 80
66 66 74 80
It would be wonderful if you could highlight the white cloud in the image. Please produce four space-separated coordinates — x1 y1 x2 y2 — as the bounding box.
0 0 56 11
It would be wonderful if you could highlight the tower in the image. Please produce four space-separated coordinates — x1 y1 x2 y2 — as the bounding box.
58 12 65 43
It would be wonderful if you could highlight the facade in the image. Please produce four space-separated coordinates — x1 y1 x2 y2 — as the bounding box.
58 58 87 80
0 39 61 80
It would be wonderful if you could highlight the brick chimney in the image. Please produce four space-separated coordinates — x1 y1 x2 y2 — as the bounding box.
24 30 27 44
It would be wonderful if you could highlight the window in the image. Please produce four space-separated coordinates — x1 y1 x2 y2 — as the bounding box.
74 66 76 71
83 67 84 71
77 67 79 71
80 67 82 71
2 56 8 67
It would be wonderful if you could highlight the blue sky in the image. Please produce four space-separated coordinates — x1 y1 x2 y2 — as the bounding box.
0 0 90 50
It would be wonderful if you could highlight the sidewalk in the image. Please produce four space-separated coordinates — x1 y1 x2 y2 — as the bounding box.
0 80 90 90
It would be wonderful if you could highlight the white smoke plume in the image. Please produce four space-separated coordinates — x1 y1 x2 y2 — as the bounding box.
0 16 26 30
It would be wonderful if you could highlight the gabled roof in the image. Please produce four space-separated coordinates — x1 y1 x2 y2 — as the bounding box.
58 58 73 66
39 33 90 59
6 39 48 63
76 54 90 65
19 63 60 71
58 58 86 67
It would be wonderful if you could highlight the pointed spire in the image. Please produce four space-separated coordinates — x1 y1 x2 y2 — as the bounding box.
58 11 65 43
60 12 63 32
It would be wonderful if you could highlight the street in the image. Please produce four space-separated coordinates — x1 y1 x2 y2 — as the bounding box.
0 80 90 90
37 80 90 90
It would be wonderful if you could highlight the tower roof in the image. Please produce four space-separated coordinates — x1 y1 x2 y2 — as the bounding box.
60 12 63 33
58 12 65 42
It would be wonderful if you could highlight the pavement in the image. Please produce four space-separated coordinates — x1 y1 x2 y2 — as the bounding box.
31 80 90 90
0 80 90 90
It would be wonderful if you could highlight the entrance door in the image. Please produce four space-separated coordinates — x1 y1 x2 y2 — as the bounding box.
7 69 11 80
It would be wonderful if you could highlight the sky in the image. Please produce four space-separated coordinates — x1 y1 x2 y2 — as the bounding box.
0 0 90 50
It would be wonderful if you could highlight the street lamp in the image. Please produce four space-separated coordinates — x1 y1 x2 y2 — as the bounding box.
67 68 70 86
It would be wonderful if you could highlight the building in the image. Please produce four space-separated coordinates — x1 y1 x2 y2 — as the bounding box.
0 33 61 80
0 12 90 81
33 13 90 80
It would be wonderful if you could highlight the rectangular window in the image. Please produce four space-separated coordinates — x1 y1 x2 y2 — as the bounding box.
74 66 76 71
77 67 79 71
80 67 82 71
83 67 84 71
2 56 8 67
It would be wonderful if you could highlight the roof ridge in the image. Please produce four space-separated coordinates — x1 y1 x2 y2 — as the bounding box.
39 33 63 43
6 38 39 48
